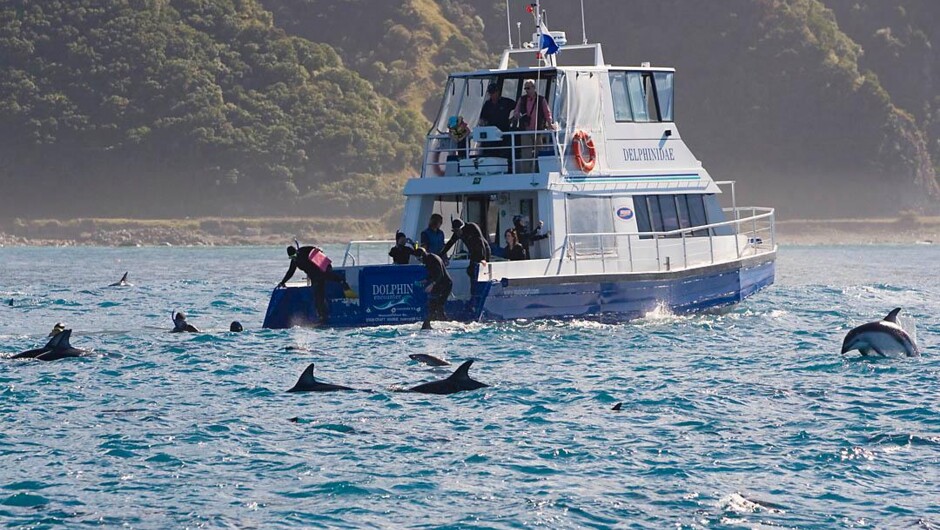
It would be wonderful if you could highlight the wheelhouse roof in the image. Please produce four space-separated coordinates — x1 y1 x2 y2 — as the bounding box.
447 65 676 79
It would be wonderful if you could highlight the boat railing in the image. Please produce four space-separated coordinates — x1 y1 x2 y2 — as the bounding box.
558 207 775 274
341 240 396 267
421 129 559 177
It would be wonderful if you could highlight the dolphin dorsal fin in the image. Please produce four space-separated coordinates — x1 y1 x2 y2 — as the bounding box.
303 363 317 381
884 308 902 323
45 332 62 349
120 272 128 283
57 329 72 348
448 360 474 380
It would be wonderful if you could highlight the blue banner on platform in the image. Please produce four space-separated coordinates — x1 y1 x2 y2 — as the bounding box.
359 266 428 325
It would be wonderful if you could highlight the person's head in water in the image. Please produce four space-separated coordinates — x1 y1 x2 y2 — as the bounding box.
451 218 465 236
173 312 187 330
229 321 243 332
286 246 297 259
413 247 428 262
429 213 443 231
48 322 65 337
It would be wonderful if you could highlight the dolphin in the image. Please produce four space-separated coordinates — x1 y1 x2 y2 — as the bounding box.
409 353 451 367
421 318 432 330
109 272 132 287
841 308 920 357
12 330 86 361
403 360 488 395
287 363 355 392
611 402 623 411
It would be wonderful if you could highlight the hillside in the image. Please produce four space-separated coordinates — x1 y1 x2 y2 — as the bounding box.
0 0 937 220
0 0 425 217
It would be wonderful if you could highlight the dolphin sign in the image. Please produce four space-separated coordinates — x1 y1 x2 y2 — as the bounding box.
404 360 488 395
287 363 355 392
11 330 86 361
841 308 920 357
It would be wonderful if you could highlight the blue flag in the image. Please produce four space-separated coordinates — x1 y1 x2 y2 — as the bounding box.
539 32 559 55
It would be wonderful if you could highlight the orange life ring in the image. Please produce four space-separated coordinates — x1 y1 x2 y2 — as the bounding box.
571 130 596 173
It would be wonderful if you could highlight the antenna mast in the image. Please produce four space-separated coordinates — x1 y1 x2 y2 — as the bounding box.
580 0 588 44
505 0 513 49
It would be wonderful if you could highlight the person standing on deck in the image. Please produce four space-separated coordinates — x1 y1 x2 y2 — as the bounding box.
440 219 490 297
420 214 446 256
513 215 550 259
510 79 554 173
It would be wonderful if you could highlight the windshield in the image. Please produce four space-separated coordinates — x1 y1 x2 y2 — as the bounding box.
430 74 557 135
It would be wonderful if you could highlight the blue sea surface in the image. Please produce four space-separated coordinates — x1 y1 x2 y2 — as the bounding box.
1 245 938 529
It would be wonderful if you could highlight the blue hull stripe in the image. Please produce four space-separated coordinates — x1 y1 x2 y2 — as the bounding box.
262 256 775 329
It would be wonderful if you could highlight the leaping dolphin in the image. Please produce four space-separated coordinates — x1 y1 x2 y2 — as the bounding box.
403 360 488 395
287 363 355 392
841 308 920 357
109 272 132 287
12 330 86 361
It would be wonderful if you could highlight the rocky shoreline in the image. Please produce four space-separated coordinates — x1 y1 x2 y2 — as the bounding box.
0 217 390 247
1 216 939 247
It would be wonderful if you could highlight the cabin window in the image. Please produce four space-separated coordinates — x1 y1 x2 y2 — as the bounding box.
610 71 673 123
567 195 615 255
610 73 633 122
634 194 711 238
653 72 674 122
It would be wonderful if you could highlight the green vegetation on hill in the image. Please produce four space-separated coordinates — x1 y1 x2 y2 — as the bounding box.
0 0 424 217
0 0 937 219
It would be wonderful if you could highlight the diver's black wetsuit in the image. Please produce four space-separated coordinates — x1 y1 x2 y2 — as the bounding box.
388 244 414 265
440 221 490 301
279 246 346 323
422 252 453 320
514 221 549 259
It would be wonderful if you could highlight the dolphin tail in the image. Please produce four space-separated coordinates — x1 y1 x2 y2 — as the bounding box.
884 308 902 323
448 360 474 380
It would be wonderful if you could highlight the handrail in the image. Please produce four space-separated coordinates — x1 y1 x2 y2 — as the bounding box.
556 206 775 274
563 207 774 240
342 240 396 267
422 129 559 178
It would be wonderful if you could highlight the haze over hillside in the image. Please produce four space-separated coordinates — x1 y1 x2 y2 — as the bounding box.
1 0 937 219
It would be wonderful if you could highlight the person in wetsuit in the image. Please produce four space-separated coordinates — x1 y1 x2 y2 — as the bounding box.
440 219 490 297
171 312 199 333
277 245 349 324
513 215 550 259
503 229 526 261
388 231 415 265
414 247 453 321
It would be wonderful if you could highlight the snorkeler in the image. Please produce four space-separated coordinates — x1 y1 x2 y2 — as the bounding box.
171 312 200 333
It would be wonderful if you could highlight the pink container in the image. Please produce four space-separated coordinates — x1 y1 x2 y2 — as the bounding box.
308 247 332 272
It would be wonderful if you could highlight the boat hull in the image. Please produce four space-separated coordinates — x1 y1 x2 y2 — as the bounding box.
261 253 775 328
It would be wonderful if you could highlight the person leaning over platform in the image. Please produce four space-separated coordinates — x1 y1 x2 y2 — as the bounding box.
277 245 349 324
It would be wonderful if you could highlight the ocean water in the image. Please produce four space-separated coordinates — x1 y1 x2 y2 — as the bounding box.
1 245 938 529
